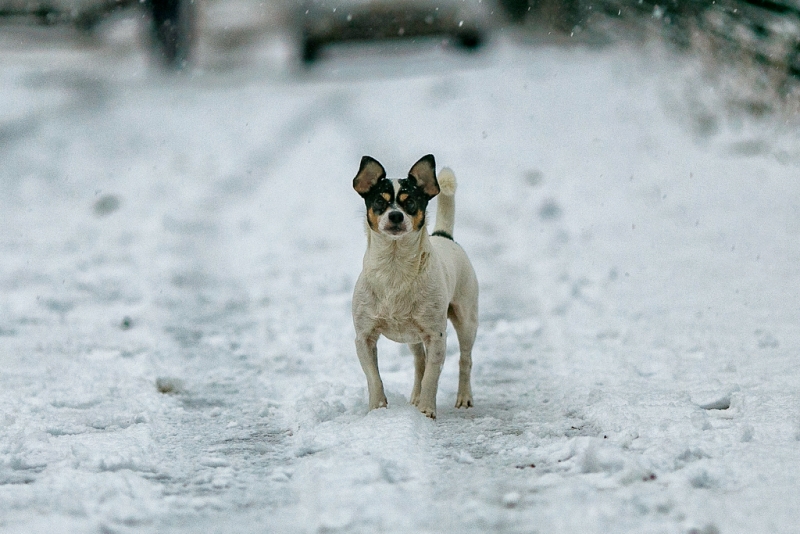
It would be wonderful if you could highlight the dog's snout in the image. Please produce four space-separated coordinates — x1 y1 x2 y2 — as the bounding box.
388 211 404 224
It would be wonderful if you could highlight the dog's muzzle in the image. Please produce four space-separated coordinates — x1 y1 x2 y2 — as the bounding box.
388 211 404 224
382 210 408 236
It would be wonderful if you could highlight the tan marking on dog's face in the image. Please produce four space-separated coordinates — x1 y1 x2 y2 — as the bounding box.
409 207 426 231
362 179 394 232
367 207 381 231
374 181 411 238
359 172 431 238
397 177 430 232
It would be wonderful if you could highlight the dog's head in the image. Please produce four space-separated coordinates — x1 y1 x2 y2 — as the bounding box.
353 155 440 239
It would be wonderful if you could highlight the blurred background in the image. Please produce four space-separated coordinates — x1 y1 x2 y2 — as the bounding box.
1 0 799 99
2 3 800 531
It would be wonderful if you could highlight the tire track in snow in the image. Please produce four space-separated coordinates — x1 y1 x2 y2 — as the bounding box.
287 405 442 533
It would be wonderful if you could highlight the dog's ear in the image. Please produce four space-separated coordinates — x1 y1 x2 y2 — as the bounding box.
353 156 386 196
408 154 439 199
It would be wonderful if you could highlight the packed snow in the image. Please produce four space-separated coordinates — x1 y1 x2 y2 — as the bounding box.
1 13 800 534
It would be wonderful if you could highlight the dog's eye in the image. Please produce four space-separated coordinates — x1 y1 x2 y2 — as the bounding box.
404 199 417 213
373 198 388 211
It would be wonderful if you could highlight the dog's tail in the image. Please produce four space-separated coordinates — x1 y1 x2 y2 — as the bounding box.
432 167 457 240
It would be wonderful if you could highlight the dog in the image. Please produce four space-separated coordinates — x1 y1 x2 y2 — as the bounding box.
351 154 479 419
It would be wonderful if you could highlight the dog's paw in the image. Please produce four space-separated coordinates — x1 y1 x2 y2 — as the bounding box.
410 390 421 406
369 395 388 410
455 395 473 409
417 403 436 419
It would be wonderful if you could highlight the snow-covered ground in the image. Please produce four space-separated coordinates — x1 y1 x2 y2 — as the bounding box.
1 13 800 534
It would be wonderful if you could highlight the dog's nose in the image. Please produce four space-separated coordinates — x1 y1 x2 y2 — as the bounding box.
388 211 404 224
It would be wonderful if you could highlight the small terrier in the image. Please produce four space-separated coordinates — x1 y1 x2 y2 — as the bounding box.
351 154 479 419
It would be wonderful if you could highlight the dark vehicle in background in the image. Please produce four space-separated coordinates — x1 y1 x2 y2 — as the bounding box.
498 0 584 31
0 0 195 68
297 0 498 63
2 0 798 79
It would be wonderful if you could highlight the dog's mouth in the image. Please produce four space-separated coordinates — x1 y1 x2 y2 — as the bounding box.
381 224 409 237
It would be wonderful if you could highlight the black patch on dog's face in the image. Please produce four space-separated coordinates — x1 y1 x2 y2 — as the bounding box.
355 154 439 235
360 178 431 233
362 178 395 231
397 177 430 231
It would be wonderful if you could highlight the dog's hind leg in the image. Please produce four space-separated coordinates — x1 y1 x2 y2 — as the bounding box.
409 342 426 406
450 306 477 408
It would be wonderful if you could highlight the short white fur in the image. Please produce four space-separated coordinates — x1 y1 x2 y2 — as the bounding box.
351 155 479 419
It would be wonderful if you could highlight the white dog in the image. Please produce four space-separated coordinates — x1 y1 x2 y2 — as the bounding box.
351 154 479 419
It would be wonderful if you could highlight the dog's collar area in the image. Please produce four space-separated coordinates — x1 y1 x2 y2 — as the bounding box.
431 230 454 241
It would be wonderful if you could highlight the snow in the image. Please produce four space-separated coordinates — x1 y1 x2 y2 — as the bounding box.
2 16 800 534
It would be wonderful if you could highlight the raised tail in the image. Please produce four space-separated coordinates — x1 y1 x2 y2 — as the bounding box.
432 167 457 239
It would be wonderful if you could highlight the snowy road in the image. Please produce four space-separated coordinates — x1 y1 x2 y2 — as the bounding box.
1 20 800 534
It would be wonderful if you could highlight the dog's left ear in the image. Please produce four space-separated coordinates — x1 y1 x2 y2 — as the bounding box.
408 154 439 199
353 156 387 197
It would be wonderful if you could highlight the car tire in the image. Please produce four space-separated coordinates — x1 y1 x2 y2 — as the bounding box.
456 29 484 50
500 0 531 23
149 0 195 69
301 37 322 64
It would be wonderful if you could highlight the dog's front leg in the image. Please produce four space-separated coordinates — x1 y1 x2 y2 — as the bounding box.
417 334 446 419
409 343 426 406
355 334 387 410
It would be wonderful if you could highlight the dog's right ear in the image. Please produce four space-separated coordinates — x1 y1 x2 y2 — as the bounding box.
353 156 386 197
408 154 439 199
